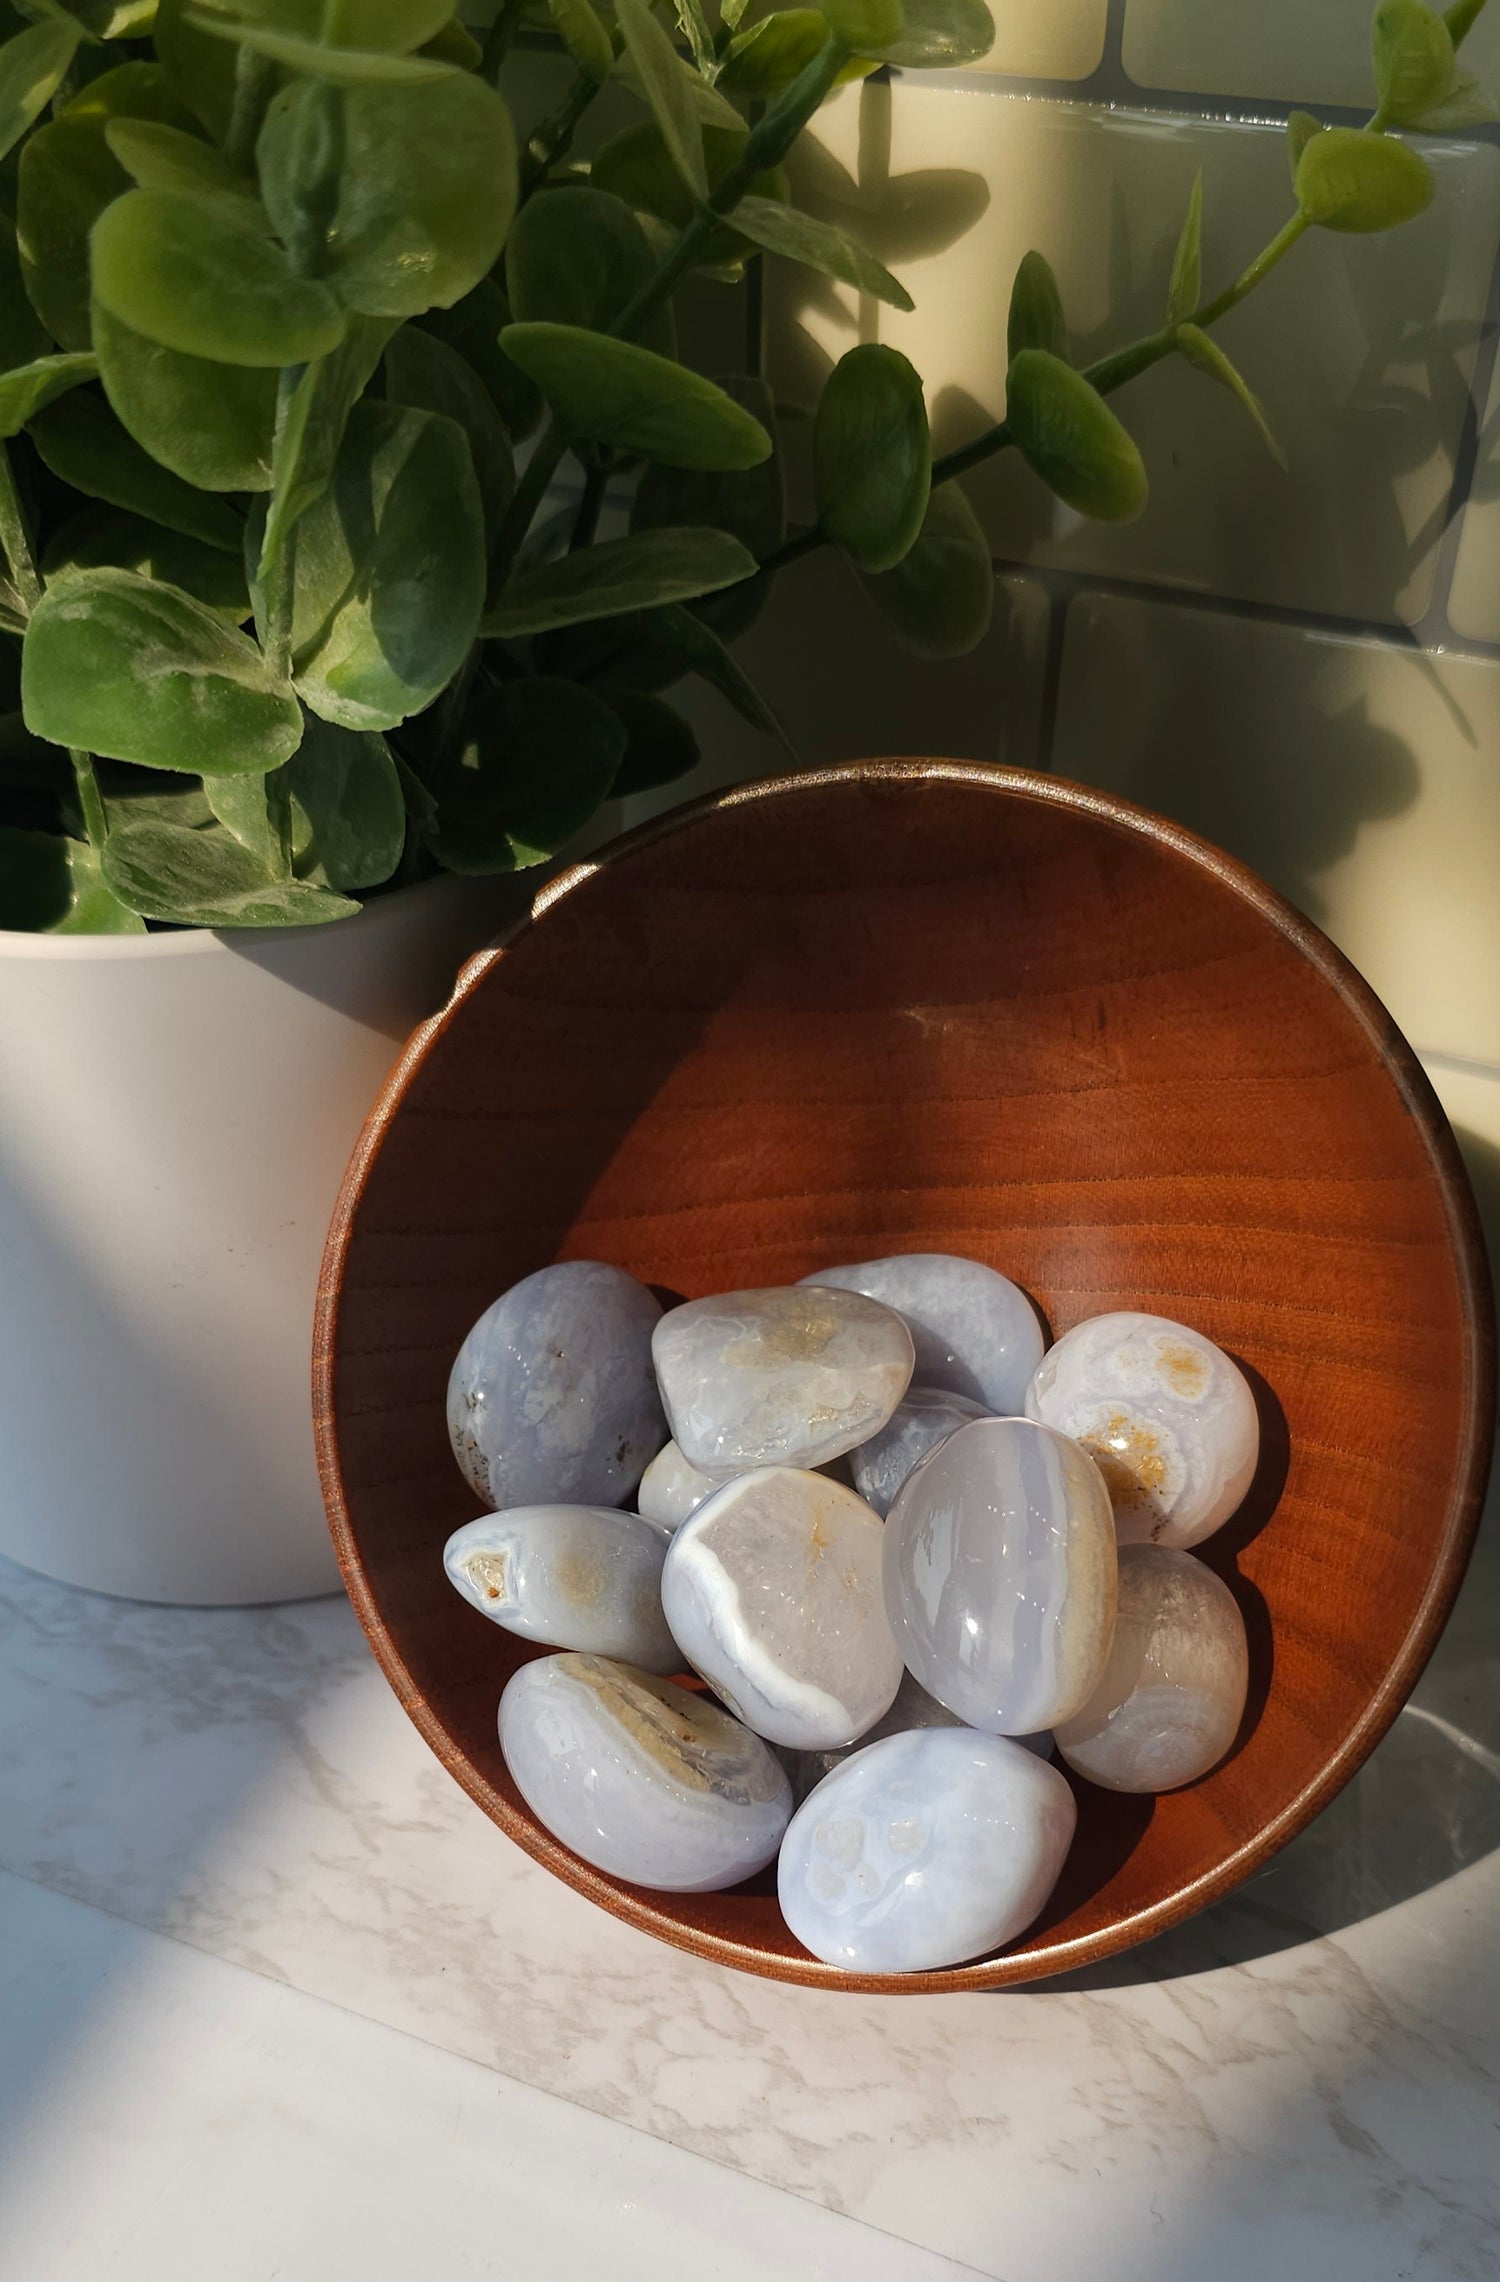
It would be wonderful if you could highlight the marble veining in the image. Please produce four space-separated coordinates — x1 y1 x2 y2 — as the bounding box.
2 1507 1498 2279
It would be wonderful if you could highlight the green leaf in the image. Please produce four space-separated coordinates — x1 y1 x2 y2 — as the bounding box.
486 526 757 636
1006 249 1065 363
1445 0 1487 43
421 18 480 65
91 188 347 367
29 391 246 551
0 351 97 439
1176 322 1286 467
589 118 786 251
0 216 51 371
0 823 144 933
731 194 912 310
817 0 902 47
1166 171 1201 324
642 600 792 748
1294 124 1436 231
1005 347 1147 522
101 816 358 926
24 0 154 35
184 12 458 82
267 400 485 733
257 68 517 319
500 323 773 469
721 10 876 96
384 325 513 543
423 279 543 441
191 0 455 45
155 0 237 139
1372 0 1455 125
255 313 394 582
103 118 263 213
285 714 405 891
1408 63 1499 125
673 0 716 76
596 683 701 796
42 506 252 618
632 374 784 554
92 300 277 492
855 480 992 658
0 21 80 166
1286 111 1322 181
57 58 194 127
16 114 129 351
613 45 747 131
200 766 289 869
505 187 674 357
859 0 994 68
612 0 706 198
22 567 303 773
547 0 613 79
814 342 930 572
426 677 625 874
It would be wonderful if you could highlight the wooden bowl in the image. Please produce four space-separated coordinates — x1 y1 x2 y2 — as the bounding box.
314 762 1494 1992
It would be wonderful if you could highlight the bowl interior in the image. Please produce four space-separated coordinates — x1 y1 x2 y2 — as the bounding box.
315 763 1493 1993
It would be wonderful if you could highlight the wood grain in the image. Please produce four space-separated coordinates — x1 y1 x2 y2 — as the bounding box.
313 762 1495 1993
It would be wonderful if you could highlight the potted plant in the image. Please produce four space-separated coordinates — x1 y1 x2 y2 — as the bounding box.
0 0 1485 1602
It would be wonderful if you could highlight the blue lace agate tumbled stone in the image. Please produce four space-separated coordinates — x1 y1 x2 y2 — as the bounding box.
443 1506 678 1673
778 1727 1077 1972
499 1653 791 1892
850 1385 990 1517
799 1253 1044 1416
447 1261 666 1511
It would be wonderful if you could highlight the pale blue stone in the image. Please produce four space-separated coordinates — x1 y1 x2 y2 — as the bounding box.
636 1440 719 1533
443 1507 678 1673
1025 1311 1260 1548
661 1467 904 1751
800 1253 1045 1415
883 1417 1117 1734
498 1652 791 1893
447 1261 666 1511
851 1385 990 1517
777 1727 1077 1973
652 1285 914 1474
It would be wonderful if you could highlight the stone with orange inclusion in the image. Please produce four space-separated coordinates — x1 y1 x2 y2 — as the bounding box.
1025 1311 1259 1549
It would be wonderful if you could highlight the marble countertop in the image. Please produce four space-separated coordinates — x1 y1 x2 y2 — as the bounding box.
2 1431 1498 2282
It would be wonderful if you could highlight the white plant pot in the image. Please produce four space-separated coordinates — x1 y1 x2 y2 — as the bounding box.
0 876 516 1606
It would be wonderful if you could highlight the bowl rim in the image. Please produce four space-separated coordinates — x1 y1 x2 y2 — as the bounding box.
313 758 1496 1993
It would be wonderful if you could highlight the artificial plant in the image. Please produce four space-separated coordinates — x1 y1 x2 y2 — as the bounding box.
0 0 1490 930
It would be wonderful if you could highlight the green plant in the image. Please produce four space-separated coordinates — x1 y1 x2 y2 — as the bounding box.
0 0 1490 931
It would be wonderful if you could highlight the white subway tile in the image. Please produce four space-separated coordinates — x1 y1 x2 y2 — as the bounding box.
969 0 1108 81
770 84 1500 624
1051 590 1500 1067
1446 348 1500 642
1123 0 1500 108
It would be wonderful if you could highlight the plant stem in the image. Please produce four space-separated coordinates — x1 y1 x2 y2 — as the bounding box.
760 206 1315 577
520 67 607 197
262 369 303 682
481 0 528 82
225 45 278 173
571 464 608 551
69 750 107 849
0 444 41 613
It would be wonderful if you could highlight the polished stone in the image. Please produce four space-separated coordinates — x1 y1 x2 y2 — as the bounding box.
447 1262 666 1511
851 1387 990 1518
1055 1543 1250 1793
497 1653 791 1893
884 1417 1117 1734
1025 1311 1259 1548
777 1728 1078 1974
443 1508 679 1674
661 1468 904 1750
789 1670 1053 1802
636 1441 720 1534
652 1286 914 1475
800 1254 1044 1415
